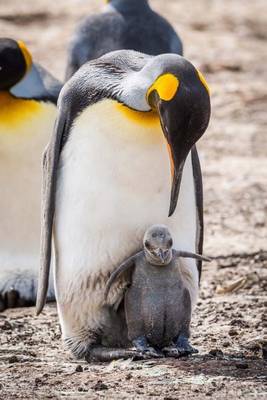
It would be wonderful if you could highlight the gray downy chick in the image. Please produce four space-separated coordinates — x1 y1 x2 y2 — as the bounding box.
105 224 210 358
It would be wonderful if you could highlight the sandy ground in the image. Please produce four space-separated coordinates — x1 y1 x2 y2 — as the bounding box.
0 0 267 398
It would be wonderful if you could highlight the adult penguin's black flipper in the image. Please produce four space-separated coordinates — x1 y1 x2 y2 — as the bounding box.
36 107 68 315
191 146 204 282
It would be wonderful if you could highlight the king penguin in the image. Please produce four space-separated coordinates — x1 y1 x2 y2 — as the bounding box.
37 50 210 358
65 0 183 80
0 38 62 310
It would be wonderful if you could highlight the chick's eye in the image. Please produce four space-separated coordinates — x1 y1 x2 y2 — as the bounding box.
152 233 157 238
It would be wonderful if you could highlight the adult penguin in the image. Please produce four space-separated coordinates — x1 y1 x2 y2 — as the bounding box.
0 38 62 310
37 50 210 359
65 0 183 80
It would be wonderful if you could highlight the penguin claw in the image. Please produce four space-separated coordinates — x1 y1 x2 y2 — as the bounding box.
162 346 181 358
176 346 199 355
129 346 162 359
144 347 164 359
131 337 163 359
86 346 143 362
175 335 199 355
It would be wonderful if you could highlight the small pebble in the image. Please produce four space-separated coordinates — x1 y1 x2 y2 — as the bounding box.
92 380 108 391
8 355 18 364
35 377 42 385
262 346 267 360
209 349 223 357
0 321 12 331
75 365 83 373
228 328 238 336
78 387 87 392
230 319 248 327
235 362 248 370
206 390 214 397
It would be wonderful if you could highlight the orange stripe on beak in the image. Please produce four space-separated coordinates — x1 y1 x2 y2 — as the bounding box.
166 141 174 178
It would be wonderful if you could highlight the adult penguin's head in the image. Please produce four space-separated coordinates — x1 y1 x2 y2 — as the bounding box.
108 51 211 215
0 38 32 91
64 50 211 216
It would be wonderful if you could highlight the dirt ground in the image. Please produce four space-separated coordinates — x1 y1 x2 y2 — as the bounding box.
0 0 267 398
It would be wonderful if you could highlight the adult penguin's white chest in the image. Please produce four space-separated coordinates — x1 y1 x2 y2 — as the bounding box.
0 94 57 270
54 99 197 303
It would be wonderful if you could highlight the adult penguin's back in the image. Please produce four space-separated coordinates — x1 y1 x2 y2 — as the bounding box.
65 0 183 79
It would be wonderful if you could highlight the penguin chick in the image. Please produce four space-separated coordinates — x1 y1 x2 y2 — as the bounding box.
105 225 210 358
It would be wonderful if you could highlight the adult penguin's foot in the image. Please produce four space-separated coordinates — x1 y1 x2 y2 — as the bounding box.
0 272 55 310
175 335 199 355
132 336 163 358
85 345 146 362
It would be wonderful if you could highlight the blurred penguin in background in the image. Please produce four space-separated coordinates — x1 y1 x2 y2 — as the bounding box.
0 38 62 310
65 0 183 80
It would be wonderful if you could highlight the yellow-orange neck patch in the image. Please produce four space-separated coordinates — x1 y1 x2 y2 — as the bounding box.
197 69 210 95
17 40 32 72
116 103 160 127
147 73 179 103
0 91 42 130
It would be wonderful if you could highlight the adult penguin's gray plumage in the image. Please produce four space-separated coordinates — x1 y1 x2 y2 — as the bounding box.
0 38 62 310
37 50 210 359
65 0 183 80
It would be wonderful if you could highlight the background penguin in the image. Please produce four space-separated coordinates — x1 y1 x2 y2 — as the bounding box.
0 38 62 311
65 0 183 80
37 49 210 359
104 225 210 360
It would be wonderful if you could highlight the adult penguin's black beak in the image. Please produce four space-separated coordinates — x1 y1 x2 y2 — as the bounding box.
147 71 211 217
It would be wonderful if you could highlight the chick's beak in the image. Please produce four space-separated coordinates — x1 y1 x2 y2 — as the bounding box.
158 249 165 264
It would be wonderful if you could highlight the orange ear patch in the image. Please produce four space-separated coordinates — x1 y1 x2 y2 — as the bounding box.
17 40 32 72
147 73 179 102
197 70 210 95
